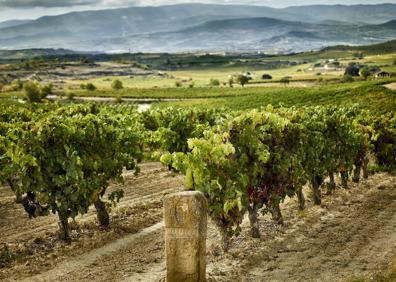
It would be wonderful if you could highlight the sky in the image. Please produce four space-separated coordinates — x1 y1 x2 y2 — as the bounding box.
0 0 395 22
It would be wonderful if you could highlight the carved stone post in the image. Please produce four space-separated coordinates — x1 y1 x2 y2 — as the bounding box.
164 191 207 282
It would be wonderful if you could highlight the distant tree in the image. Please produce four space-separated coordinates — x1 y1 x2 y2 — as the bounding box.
262 74 272 80
40 83 53 98
174 81 182 88
393 60 396 66
353 52 364 59
235 74 250 87
111 79 123 90
81 56 94 64
359 68 370 80
85 83 96 91
114 95 123 103
344 65 360 77
209 78 220 86
188 81 195 88
24 81 41 102
369 66 381 73
228 77 234 88
280 77 290 85
67 92 75 101
13 79 24 91
23 59 40 70
342 75 354 83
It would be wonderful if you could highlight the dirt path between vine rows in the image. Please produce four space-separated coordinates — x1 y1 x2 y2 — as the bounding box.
1 170 396 281
385 82 396 91
0 162 182 281
221 174 396 282
19 222 165 282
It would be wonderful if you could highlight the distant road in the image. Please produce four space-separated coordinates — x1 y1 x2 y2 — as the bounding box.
46 95 184 103
46 95 194 111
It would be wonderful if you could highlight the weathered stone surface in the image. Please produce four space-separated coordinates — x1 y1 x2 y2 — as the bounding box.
164 191 207 282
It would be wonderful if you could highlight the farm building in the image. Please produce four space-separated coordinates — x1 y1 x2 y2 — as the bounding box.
324 61 341 69
375 71 391 79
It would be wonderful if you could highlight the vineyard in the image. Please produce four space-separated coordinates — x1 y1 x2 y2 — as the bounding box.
1 3 396 280
0 101 396 280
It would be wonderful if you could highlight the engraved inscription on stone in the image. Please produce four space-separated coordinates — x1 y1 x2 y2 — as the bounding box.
164 191 207 282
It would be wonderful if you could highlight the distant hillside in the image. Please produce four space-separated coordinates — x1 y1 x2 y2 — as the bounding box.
0 19 33 29
84 17 396 53
376 20 396 29
0 4 395 53
322 39 396 54
268 30 323 41
0 48 78 60
184 17 306 31
0 4 299 42
283 4 396 24
0 40 394 69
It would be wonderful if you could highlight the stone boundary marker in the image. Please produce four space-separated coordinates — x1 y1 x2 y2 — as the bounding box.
164 191 208 282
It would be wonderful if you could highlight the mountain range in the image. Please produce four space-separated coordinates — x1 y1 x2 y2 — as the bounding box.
0 3 395 53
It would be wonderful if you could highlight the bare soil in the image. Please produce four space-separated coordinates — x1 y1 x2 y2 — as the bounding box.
0 162 182 281
1 164 395 282
385 82 396 91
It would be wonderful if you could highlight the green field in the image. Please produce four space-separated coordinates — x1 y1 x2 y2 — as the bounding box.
1 43 395 115
3 78 396 114
156 79 396 113
65 53 394 91
65 64 342 91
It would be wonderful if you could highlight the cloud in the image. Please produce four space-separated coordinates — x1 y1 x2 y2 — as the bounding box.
0 0 96 8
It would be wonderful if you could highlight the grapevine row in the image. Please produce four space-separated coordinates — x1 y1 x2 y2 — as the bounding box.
0 102 395 246
161 106 395 250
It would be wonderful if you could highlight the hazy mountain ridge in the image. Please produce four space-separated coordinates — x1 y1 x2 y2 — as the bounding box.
67 18 396 53
0 3 395 53
283 4 396 24
1 39 395 63
0 19 33 29
0 4 301 40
